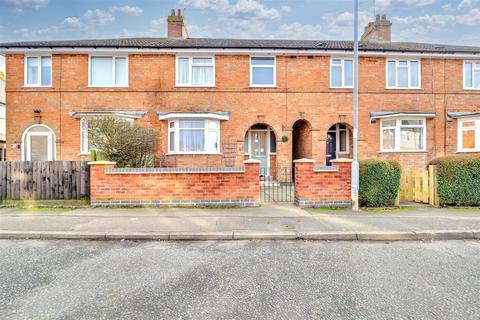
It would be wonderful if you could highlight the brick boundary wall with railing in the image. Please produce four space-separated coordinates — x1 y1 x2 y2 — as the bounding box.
294 158 352 208
89 160 260 207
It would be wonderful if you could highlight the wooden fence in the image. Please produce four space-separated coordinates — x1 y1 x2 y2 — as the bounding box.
0 161 90 201
400 165 439 206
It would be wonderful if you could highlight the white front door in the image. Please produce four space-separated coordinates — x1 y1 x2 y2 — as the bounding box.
250 129 270 175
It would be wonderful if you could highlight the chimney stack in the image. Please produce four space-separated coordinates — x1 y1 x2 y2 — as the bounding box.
361 14 392 42
167 9 187 38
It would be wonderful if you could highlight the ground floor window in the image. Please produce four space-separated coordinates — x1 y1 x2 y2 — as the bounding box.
168 119 220 154
22 124 55 161
458 118 480 152
381 118 426 152
80 117 134 154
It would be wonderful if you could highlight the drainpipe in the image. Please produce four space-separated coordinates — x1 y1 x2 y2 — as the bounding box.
351 0 360 211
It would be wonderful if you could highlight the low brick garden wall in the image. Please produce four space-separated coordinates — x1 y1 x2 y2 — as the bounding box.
294 158 352 208
89 160 260 207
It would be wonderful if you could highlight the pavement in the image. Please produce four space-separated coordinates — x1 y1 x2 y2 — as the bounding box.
0 204 480 241
1 240 479 319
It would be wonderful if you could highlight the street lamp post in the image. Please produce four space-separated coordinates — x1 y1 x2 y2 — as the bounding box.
352 0 360 211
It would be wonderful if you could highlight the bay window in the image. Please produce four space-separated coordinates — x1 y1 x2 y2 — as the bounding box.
330 58 353 88
25 56 51 86
89 56 127 87
458 118 480 152
464 61 480 89
176 56 215 86
250 57 276 86
386 60 420 89
168 119 220 154
381 118 426 152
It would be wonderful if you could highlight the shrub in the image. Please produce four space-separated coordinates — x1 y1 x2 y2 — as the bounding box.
88 117 157 168
429 155 480 206
359 159 401 207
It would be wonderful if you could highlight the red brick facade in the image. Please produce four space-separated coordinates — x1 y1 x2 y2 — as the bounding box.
89 160 260 206
294 159 352 207
5 52 480 171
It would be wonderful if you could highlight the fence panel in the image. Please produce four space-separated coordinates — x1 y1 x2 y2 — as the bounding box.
0 161 89 201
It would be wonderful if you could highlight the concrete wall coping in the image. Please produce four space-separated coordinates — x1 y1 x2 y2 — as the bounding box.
88 161 116 165
313 165 339 172
243 159 261 164
331 158 353 163
293 159 316 163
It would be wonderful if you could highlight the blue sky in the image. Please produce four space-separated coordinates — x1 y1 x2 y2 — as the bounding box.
0 0 479 45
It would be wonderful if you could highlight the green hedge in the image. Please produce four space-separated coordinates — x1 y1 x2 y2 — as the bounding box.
429 155 480 206
359 159 401 207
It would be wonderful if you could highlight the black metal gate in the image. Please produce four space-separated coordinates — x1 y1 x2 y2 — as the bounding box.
260 167 294 203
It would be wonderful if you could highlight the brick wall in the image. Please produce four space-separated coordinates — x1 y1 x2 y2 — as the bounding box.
6 53 480 170
89 160 260 207
294 158 352 207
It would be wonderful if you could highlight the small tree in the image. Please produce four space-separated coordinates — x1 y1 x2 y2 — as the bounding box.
88 117 157 168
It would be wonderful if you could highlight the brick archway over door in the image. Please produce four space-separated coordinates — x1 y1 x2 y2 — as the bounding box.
292 120 312 161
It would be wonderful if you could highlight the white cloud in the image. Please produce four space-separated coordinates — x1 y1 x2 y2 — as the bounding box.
15 25 59 37
394 9 480 27
62 17 83 28
179 0 230 11
376 0 435 9
277 22 325 39
150 18 166 30
83 9 115 26
457 0 475 10
110 5 143 16
442 3 454 12
322 11 371 37
280 5 291 13
230 0 280 20
0 0 47 9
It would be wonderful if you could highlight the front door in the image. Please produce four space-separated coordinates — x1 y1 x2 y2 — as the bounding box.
326 132 336 166
251 130 269 175
27 133 53 161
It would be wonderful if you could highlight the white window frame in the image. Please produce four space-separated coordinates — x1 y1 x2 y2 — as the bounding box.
463 61 480 90
175 56 215 87
328 124 350 154
88 55 128 87
330 58 354 89
21 124 56 161
457 118 480 152
250 56 276 87
386 59 421 89
24 55 52 87
167 119 221 155
380 118 427 152
79 117 134 154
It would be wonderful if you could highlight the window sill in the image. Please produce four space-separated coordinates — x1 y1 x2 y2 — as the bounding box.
167 152 223 156
457 150 480 153
462 88 480 91
22 85 53 88
175 85 216 88
385 87 422 90
379 150 427 153
248 85 278 88
330 86 353 90
86 85 129 88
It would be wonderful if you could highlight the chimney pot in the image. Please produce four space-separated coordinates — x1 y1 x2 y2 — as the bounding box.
167 8 187 38
178 9 182 16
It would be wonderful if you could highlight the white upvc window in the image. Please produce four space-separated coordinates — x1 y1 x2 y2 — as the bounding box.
168 119 220 154
25 55 52 86
386 59 421 89
89 56 128 87
380 118 426 152
458 118 480 152
250 56 276 87
328 123 349 154
330 58 353 88
80 117 134 154
463 61 480 89
176 56 215 86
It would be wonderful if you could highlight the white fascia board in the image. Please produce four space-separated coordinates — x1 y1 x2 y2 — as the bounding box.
158 112 230 121
2 47 480 59
371 113 436 119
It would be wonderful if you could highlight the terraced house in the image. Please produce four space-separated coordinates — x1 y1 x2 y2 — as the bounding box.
1 10 480 175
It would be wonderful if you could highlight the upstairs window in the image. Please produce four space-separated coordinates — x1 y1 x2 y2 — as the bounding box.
168 119 220 154
386 60 420 89
381 118 426 152
177 56 214 86
25 56 51 86
89 56 127 87
464 61 480 89
458 118 480 152
250 57 276 87
330 58 353 88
